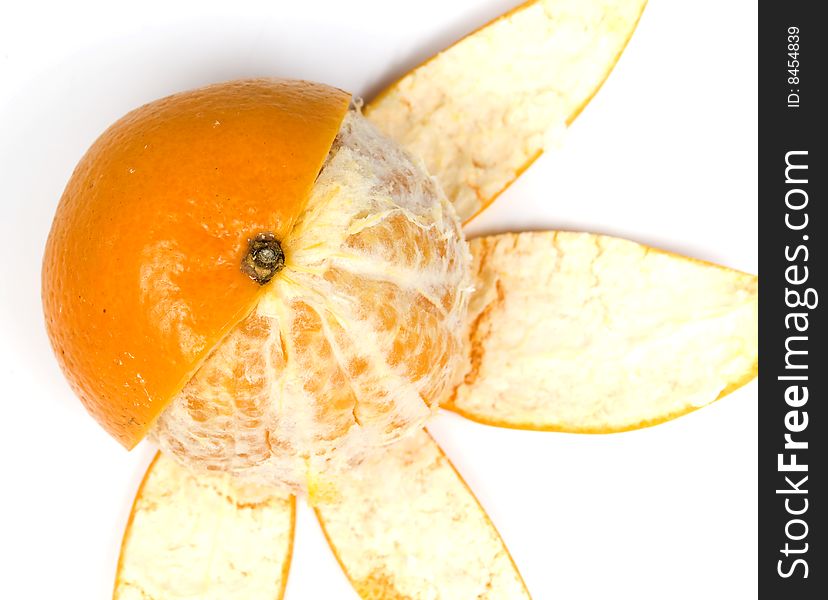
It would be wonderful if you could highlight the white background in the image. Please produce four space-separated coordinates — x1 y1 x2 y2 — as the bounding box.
0 1 757 598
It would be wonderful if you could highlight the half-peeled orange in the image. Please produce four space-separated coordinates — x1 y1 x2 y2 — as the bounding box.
43 80 471 493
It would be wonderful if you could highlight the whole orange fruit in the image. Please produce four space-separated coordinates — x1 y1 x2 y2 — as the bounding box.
42 79 471 493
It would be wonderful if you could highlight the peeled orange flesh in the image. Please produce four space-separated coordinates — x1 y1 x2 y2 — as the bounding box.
152 111 471 495
42 79 471 494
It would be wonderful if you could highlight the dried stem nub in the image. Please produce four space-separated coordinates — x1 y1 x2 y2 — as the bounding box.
241 232 285 285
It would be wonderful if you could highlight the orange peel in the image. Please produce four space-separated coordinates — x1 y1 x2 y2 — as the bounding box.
446 231 758 432
42 79 351 448
114 453 295 600
367 0 649 223
315 430 530 599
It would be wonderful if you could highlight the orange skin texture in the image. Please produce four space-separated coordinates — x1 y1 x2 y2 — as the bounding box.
42 79 351 449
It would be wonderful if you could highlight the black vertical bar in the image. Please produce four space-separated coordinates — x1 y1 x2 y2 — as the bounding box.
758 2 824 598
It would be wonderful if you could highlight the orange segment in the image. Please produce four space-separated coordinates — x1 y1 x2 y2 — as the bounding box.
366 0 648 223
151 112 471 495
42 79 351 448
114 452 295 600
447 232 758 432
315 430 530 599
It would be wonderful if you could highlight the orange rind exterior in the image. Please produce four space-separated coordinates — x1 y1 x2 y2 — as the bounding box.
42 79 351 448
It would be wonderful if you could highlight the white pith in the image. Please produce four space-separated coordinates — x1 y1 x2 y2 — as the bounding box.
367 0 648 222
151 110 472 496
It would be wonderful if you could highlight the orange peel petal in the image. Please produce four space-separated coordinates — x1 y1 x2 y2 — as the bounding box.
366 0 648 223
315 429 530 599
113 453 295 600
446 231 758 432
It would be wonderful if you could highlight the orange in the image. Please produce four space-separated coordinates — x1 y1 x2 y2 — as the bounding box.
43 80 471 493
151 110 471 494
42 79 350 449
